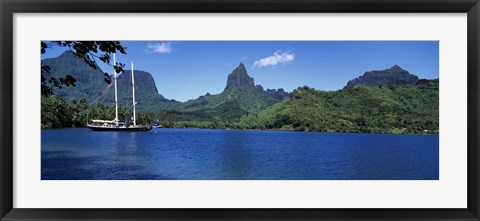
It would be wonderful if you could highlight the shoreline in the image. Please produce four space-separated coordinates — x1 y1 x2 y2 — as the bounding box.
41 125 439 136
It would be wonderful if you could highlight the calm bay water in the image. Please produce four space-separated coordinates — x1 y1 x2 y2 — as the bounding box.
41 128 438 180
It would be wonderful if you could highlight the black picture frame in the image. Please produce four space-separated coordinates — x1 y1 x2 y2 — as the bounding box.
1 0 479 220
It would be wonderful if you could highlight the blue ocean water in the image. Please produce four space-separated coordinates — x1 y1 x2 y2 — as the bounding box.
41 128 439 180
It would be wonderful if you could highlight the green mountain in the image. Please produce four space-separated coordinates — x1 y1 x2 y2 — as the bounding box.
42 51 175 111
235 80 439 134
97 70 176 111
346 65 419 88
42 51 106 102
225 63 255 90
173 63 286 119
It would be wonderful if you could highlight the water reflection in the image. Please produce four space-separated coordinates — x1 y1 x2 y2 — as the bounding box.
219 130 256 179
41 128 439 180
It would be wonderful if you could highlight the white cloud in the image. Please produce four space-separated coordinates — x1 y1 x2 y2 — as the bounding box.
145 42 172 54
253 50 295 68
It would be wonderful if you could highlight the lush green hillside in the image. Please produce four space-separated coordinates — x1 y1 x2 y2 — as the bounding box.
42 51 107 103
180 86 278 119
234 80 439 134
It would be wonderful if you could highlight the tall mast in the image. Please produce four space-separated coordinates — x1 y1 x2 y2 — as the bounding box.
113 53 119 126
131 62 136 126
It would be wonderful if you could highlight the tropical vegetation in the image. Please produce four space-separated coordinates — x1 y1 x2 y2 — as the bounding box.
41 49 439 134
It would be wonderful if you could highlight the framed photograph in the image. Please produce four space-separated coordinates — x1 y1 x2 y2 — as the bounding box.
1 0 479 220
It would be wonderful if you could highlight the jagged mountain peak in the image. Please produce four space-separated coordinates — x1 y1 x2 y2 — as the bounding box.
224 63 255 90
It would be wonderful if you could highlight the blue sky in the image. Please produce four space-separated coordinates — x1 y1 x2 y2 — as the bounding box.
42 41 439 102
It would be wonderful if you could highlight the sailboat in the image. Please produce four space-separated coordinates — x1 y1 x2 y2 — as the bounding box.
87 54 151 132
